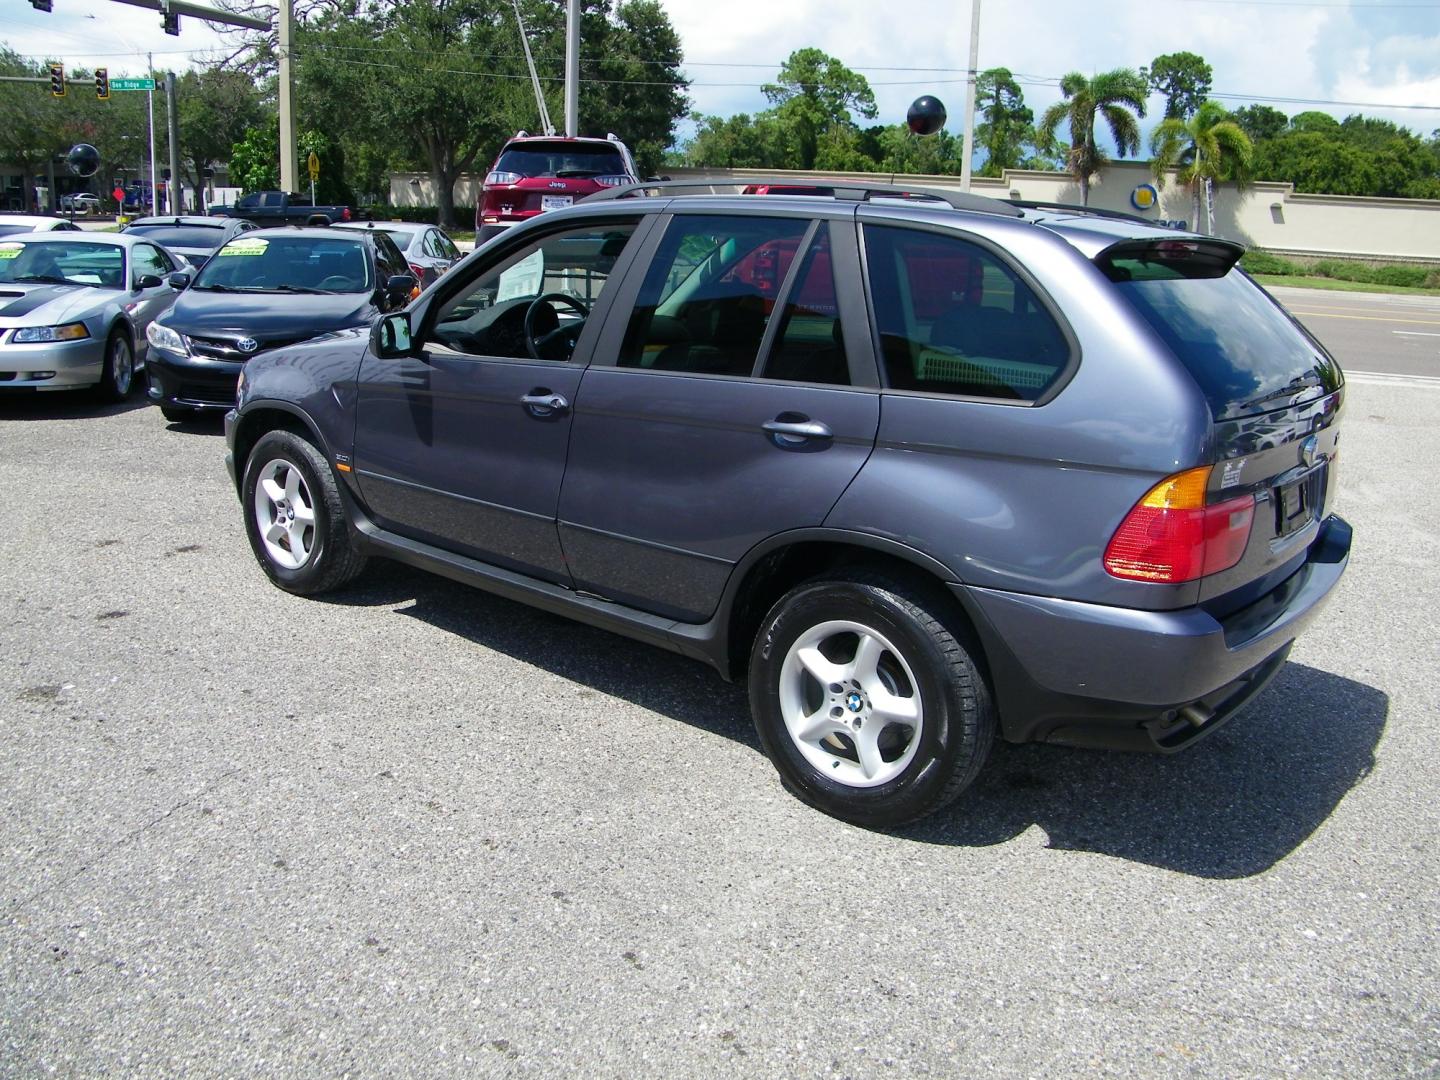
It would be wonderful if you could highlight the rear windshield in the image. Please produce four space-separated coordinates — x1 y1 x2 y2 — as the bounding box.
495 142 625 178
125 225 229 249
1108 262 1341 419
193 235 372 293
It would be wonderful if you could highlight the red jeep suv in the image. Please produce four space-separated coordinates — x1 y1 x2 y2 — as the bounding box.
475 132 638 244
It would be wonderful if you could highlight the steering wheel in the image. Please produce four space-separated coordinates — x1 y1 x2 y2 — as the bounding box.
316 275 354 291
523 292 589 360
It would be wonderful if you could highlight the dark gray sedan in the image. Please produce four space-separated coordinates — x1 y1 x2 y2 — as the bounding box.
332 221 462 287
121 216 259 270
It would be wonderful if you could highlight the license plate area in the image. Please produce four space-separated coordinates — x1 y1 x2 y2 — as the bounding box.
540 195 573 212
1275 465 1325 537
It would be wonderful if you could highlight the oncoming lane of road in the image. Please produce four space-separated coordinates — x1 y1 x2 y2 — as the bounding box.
1270 285 1440 383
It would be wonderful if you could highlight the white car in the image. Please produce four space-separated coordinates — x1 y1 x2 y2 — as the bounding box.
60 194 102 213
0 214 83 238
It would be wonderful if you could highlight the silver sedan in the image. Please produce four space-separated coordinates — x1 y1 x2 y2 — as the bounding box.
0 232 186 400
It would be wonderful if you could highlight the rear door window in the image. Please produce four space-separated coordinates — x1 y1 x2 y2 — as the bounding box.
863 225 1070 401
618 215 809 376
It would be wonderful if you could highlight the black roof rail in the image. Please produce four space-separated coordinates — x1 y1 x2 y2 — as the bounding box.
1005 199 1158 226
584 178 1024 218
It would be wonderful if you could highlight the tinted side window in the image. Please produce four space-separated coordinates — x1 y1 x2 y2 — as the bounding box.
618 215 809 377
761 225 848 386
131 243 167 281
863 225 1069 401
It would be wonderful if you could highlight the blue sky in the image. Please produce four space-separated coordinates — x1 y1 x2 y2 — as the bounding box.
6 0 1438 145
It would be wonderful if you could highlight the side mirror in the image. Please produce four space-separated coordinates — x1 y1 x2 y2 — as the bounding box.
167 272 191 291
385 273 417 300
135 274 164 291
371 312 413 359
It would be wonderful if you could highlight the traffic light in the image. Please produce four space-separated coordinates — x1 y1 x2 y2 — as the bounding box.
95 67 109 100
161 11 180 34
49 63 65 98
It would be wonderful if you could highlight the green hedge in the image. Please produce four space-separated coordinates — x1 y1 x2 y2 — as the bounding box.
1241 249 1440 289
363 205 476 225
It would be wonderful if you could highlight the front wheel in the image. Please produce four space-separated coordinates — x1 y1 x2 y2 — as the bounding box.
241 430 366 595
96 330 134 402
748 571 995 828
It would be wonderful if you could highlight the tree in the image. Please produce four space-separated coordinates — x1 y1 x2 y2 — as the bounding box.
974 68 1034 176
1150 100 1254 234
1037 69 1148 205
1231 104 1288 144
681 112 794 168
176 68 264 202
229 118 280 192
761 48 877 170
1145 52 1212 120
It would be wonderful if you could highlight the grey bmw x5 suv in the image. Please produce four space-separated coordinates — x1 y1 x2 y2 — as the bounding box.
225 181 1350 827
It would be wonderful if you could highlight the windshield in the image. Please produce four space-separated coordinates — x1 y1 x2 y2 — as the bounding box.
0 239 124 288
125 225 230 249
192 234 372 293
495 142 625 178
1109 262 1342 420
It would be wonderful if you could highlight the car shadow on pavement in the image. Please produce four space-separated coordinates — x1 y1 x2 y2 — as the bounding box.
333 563 1387 880
0 389 152 420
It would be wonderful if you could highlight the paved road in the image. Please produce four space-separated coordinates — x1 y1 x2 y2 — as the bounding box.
1269 286 1440 383
1 353 1437 1077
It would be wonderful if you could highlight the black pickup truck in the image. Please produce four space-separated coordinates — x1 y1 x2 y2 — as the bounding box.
210 191 360 227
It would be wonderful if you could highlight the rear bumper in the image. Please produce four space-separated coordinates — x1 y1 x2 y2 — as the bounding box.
960 514 1352 751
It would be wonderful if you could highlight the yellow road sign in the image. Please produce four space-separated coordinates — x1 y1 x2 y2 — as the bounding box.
307 152 320 183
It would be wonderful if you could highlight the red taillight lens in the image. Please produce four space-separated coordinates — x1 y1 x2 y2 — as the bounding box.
341 207 351 221
1103 467 1255 583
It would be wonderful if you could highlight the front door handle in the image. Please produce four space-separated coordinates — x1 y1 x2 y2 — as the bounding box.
763 414 833 445
521 390 570 417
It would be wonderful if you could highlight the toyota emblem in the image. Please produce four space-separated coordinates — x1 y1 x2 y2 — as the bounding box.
236 337 258 353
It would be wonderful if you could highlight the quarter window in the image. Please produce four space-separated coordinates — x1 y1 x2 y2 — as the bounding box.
618 215 809 376
863 225 1069 401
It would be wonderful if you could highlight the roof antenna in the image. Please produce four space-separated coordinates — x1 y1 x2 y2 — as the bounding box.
512 0 555 137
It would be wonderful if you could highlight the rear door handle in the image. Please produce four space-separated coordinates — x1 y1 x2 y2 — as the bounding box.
521 390 569 417
763 415 833 443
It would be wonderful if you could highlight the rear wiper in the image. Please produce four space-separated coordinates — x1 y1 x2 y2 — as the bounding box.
554 170 601 178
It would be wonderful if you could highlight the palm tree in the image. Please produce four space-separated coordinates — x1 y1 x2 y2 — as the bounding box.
1037 70 1148 205
1149 100 1255 234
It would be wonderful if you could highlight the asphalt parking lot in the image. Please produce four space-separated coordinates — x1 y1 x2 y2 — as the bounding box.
1 339 1437 1076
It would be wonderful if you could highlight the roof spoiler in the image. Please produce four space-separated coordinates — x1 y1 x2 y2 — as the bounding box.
584 179 1024 218
1007 200 1159 226
1095 237 1245 281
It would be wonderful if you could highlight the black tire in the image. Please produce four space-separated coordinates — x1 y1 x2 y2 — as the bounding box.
96 328 135 402
748 570 995 828
240 430 366 595
160 405 195 423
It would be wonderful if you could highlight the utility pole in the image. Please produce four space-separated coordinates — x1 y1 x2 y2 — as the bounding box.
563 0 579 137
147 52 157 214
166 71 181 212
959 0 981 193
278 0 297 192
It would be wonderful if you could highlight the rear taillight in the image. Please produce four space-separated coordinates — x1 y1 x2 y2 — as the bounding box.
485 170 521 187
592 175 631 187
1103 466 1255 583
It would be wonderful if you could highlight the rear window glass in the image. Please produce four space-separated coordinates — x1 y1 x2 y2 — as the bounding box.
125 225 229 249
1108 263 1341 419
193 235 372 293
863 225 1070 401
495 142 625 178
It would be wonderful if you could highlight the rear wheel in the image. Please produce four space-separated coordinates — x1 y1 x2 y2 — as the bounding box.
241 430 366 595
96 329 134 402
748 570 994 827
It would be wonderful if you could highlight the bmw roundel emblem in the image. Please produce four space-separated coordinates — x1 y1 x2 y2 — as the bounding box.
845 692 864 713
236 337 258 353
